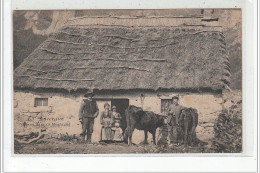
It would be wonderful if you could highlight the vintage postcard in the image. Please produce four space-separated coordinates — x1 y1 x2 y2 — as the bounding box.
13 9 242 154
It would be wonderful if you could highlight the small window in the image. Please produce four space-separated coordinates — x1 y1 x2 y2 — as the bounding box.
161 99 172 114
34 98 48 107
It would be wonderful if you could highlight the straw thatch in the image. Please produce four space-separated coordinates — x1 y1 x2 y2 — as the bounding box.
14 19 230 92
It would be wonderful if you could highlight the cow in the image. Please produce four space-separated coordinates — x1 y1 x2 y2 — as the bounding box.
124 105 166 145
178 107 199 146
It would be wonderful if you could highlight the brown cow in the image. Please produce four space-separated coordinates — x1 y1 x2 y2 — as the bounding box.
124 105 166 145
178 108 199 146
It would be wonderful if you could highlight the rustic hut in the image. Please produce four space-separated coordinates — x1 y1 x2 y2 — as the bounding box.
13 14 230 143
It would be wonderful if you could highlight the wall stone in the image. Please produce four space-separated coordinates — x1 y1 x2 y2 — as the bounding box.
180 94 222 141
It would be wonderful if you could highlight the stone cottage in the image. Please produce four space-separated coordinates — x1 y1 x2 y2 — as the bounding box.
13 13 230 143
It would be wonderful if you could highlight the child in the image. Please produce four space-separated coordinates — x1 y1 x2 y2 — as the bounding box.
111 122 123 141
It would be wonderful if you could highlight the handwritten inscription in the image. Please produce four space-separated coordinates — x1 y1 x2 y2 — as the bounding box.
19 116 70 128
24 117 65 122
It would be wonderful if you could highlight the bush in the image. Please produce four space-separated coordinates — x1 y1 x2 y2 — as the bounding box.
211 91 242 153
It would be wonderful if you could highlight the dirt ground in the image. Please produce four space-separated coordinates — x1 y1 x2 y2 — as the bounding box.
14 139 212 154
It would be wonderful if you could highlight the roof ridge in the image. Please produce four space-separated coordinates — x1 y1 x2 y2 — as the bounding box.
68 15 204 21
65 23 222 28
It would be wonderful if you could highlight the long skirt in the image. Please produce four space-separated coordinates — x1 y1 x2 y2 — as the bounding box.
101 127 114 140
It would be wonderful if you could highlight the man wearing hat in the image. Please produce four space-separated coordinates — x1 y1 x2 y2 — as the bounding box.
167 95 186 146
79 91 99 143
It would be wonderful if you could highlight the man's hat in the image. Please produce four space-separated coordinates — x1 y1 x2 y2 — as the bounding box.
112 105 116 110
84 91 94 97
172 95 179 100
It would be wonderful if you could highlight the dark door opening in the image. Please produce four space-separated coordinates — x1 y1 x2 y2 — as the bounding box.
111 99 129 133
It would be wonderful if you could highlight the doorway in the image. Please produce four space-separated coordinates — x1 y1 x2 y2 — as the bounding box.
111 99 129 133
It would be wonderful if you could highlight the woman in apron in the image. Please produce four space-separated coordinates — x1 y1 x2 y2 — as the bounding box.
100 103 114 141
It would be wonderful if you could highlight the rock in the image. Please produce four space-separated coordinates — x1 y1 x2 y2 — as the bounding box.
14 100 19 108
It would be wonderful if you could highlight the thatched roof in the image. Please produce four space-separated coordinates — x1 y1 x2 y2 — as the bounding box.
14 16 230 92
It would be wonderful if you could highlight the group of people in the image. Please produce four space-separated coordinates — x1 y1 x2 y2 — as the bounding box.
79 91 186 146
100 103 123 142
78 91 123 143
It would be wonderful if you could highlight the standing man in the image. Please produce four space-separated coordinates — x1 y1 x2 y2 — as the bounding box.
79 91 99 143
167 95 185 146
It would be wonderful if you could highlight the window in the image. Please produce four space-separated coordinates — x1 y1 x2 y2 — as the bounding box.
161 99 172 114
34 98 48 107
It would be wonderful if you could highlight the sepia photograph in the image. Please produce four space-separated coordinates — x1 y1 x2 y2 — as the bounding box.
13 9 242 154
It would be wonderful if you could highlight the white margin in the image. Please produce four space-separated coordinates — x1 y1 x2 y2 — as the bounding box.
2 0 258 172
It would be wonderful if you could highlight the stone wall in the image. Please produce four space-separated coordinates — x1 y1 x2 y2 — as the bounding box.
14 91 83 138
14 90 223 143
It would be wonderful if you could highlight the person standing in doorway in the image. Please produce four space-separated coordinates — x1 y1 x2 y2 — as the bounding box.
167 95 186 147
111 106 122 127
79 91 99 143
100 103 114 141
